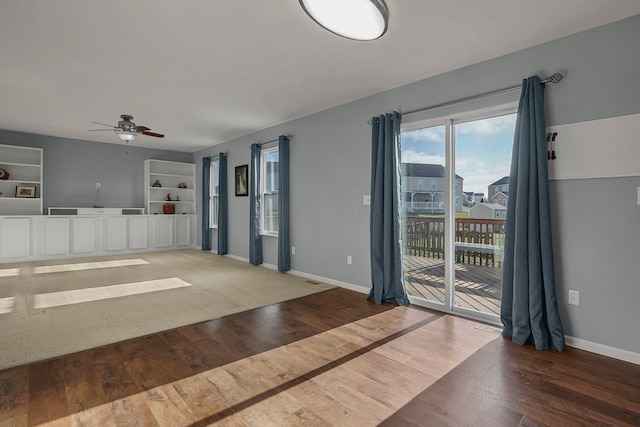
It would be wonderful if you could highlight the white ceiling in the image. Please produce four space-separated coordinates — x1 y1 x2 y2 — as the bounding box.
1 1 639 153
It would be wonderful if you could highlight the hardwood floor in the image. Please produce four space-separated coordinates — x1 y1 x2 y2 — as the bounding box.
1 287 639 426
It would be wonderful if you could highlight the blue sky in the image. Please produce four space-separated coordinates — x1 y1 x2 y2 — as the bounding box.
401 113 516 195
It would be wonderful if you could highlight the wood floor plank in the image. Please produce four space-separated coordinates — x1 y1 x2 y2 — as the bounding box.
109 394 160 427
27 359 70 425
0 286 638 426
0 365 29 423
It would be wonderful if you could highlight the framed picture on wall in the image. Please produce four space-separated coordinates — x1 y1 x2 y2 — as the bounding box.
235 165 248 196
16 185 36 198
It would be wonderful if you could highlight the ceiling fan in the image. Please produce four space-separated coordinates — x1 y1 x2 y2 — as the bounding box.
89 114 164 142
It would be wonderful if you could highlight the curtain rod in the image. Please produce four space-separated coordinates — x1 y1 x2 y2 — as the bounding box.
253 135 292 147
206 152 225 160
367 72 564 125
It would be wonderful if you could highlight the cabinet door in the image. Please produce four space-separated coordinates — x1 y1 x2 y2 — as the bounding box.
73 217 96 253
175 215 191 246
45 218 70 256
1 218 31 258
128 216 148 249
156 216 174 248
106 217 127 251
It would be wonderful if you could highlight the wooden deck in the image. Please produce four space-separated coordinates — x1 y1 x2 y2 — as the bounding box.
404 254 502 315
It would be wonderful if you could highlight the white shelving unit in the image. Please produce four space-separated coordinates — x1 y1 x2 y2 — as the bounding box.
0 144 43 215
144 159 196 215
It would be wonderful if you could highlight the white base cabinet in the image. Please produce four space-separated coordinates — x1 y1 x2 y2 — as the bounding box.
1 217 31 258
45 218 70 256
73 217 97 254
0 214 196 262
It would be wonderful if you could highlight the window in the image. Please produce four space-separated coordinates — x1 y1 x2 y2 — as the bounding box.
400 97 518 319
417 179 424 189
210 161 219 228
261 146 279 235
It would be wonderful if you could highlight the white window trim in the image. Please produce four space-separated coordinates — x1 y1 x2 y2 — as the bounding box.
210 160 219 229
261 145 279 237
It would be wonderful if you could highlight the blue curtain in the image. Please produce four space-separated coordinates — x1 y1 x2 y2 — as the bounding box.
368 112 409 306
249 143 262 265
501 76 565 352
278 135 291 272
201 157 212 251
217 153 228 255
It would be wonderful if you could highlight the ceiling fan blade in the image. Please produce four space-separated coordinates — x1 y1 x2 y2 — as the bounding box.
133 125 150 131
142 131 165 138
92 122 116 128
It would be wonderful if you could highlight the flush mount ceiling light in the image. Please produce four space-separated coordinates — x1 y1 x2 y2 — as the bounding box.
299 0 389 41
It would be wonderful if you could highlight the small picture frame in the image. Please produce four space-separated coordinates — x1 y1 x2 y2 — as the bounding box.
235 165 248 196
16 185 37 198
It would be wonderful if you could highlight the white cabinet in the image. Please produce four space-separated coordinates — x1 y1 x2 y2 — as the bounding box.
0 214 195 262
175 215 191 246
72 217 97 254
106 217 128 251
1 217 31 258
45 217 70 256
128 216 148 250
0 144 43 215
144 159 196 215
156 216 174 247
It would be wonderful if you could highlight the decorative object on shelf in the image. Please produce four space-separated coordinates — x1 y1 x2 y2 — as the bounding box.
144 159 195 215
152 179 162 187
163 203 175 214
176 195 180 201
0 168 9 180
16 185 36 198
235 164 248 196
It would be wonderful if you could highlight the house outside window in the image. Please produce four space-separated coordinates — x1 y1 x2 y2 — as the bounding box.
261 146 279 235
418 179 424 189
210 161 219 228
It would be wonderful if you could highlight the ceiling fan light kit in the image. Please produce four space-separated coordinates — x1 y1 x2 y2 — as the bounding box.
116 131 137 142
89 114 164 143
299 0 388 41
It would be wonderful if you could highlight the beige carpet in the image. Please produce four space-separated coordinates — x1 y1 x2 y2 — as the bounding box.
0 249 334 370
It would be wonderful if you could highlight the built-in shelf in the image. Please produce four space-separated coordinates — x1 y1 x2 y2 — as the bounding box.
0 144 43 215
144 159 196 215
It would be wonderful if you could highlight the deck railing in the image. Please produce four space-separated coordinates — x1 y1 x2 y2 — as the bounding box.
404 216 507 267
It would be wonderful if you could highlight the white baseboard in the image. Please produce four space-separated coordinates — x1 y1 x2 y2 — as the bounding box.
224 254 249 263
288 269 369 294
565 336 640 365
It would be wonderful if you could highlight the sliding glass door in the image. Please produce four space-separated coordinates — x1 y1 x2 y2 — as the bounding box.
401 107 516 321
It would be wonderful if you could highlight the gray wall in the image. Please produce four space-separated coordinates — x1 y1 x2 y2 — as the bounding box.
195 14 640 355
0 130 193 211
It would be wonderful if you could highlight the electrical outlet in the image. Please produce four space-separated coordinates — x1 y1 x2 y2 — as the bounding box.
291 246 296 255
347 255 352 265
568 290 580 306
96 183 101 189
363 195 370 205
